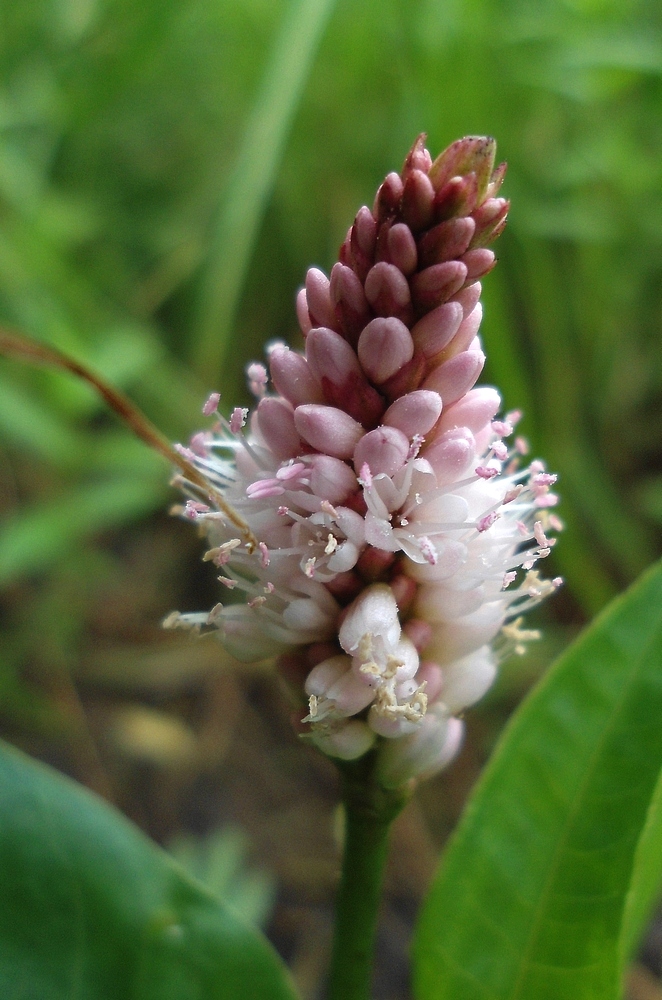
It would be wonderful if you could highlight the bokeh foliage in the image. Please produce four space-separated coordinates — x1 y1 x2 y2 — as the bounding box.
0 0 661 760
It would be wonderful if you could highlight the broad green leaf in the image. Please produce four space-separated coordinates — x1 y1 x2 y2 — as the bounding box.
0 739 298 1000
620 763 662 962
414 559 662 1000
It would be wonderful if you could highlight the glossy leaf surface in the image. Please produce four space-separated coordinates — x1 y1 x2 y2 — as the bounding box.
415 559 662 1000
0 740 298 1000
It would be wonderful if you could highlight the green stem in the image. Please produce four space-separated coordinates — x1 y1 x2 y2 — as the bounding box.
328 753 410 1000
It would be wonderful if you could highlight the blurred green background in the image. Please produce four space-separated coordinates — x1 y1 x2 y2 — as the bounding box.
0 0 661 995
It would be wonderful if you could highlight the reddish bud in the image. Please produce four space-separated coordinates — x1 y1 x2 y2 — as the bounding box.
357 316 414 384
373 171 403 222
269 345 324 406
364 262 413 322
461 248 496 282
433 173 478 220
411 261 467 312
330 263 371 344
387 223 418 275
402 133 432 180
411 301 464 359
401 169 435 232
418 216 476 268
305 268 337 330
256 396 303 459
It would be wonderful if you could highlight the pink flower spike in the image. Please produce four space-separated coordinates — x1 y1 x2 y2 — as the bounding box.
202 392 220 416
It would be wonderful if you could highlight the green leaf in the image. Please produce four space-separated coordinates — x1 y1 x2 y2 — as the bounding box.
414 558 662 1000
192 0 336 377
0 739 298 1000
0 474 167 585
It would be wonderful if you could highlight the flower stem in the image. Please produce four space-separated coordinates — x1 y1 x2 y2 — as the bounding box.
328 753 410 1000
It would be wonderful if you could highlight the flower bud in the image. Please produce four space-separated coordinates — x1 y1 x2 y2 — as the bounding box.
269 345 324 406
256 397 302 459
357 317 414 384
294 404 364 458
305 267 337 329
401 169 435 231
411 301 464 358
423 349 485 405
411 261 467 312
383 390 442 437
418 216 476 268
354 426 409 477
364 262 412 321
329 263 371 343
386 223 418 275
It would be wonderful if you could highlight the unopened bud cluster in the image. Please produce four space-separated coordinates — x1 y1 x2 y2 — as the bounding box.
166 136 561 787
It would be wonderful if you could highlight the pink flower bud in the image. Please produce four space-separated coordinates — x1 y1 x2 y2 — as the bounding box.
357 317 414 384
450 281 482 317
444 303 483 358
411 261 467 312
424 427 476 481
418 216 476 268
471 197 509 247
354 426 409 477
306 325 384 426
325 670 376 717
364 262 412 321
305 267 337 329
401 169 435 231
383 390 442 437
269 345 324 406
256 396 302 459
461 248 496 281
410 301 464 358
309 454 358 504
353 205 378 257
423 349 485 405
329 263 370 343
296 287 312 336
373 171 403 222
402 133 432 178
436 387 501 435
433 174 478 220
294 404 364 459
386 222 418 275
